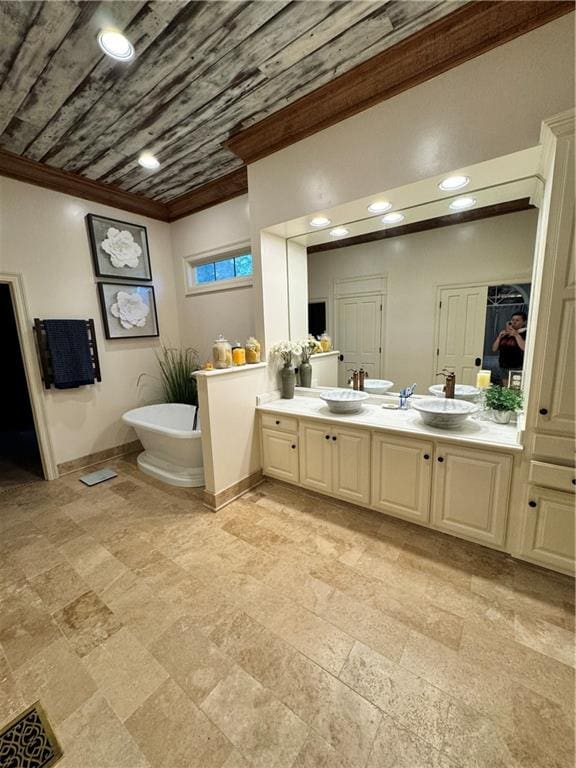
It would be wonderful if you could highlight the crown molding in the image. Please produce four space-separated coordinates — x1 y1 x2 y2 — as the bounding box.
307 198 535 254
226 1 575 164
0 149 168 220
165 167 248 221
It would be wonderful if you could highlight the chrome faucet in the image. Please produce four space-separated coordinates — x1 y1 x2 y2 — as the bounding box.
399 383 417 409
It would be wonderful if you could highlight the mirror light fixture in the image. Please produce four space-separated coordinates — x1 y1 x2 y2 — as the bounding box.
439 175 470 191
329 227 349 237
309 216 331 228
449 196 476 211
367 200 392 214
98 30 135 61
381 212 405 225
138 152 160 170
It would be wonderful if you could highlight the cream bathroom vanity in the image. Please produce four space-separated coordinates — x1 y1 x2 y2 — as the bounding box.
258 396 520 552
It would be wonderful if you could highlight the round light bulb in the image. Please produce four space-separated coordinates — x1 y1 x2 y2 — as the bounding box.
449 196 476 211
329 227 349 237
367 200 392 214
309 216 331 228
439 175 470 191
98 30 134 61
138 152 160 170
381 212 405 225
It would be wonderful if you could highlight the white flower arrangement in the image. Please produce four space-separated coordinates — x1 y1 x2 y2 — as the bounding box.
299 337 319 362
268 340 303 368
101 227 142 269
110 290 150 329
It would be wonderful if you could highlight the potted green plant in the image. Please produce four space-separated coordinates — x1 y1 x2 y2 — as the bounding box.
484 385 523 424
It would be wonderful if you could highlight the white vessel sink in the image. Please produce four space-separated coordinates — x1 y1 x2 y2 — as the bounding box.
363 379 394 395
412 397 478 428
320 388 370 414
428 384 480 402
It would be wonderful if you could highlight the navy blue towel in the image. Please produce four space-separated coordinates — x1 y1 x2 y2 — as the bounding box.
43 320 95 389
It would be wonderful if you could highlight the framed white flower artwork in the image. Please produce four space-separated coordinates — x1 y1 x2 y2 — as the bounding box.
97 283 159 339
87 214 152 281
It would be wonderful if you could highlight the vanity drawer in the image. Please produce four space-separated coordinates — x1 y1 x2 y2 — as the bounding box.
529 461 576 493
261 413 298 433
531 433 575 464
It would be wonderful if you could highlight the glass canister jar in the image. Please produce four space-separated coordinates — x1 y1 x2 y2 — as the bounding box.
212 334 232 369
232 341 246 366
319 332 332 352
245 337 261 364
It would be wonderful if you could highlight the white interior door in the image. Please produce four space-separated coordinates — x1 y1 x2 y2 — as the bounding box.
436 285 488 385
336 294 382 385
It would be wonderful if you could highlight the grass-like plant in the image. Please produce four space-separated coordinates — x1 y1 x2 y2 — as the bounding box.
139 344 200 405
157 345 200 405
484 385 523 412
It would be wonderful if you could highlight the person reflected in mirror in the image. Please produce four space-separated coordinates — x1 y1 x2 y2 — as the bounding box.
491 311 527 385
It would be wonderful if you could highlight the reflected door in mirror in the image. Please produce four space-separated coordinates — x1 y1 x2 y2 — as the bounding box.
436 285 487 385
336 294 383 386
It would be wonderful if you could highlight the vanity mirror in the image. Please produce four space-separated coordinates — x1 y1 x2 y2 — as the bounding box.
283 151 542 393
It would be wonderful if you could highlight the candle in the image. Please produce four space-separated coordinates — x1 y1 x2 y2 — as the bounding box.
476 370 491 389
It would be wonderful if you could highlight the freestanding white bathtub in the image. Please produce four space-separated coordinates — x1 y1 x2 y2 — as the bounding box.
122 403 204 487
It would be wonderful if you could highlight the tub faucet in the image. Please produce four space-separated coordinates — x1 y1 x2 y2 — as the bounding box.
399 383 417 409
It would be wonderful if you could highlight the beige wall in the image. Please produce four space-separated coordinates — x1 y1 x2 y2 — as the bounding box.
0 177 179 466
170 195 254 361
249 14 575 347
307 210 538 388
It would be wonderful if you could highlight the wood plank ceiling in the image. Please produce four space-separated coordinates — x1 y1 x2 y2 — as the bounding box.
0 0 461 204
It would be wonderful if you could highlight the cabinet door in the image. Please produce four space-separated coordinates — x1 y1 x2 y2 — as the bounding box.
371 434 433 524
331 426 371 506
261 428 298 483
432 444 512 548
526 129 575 437
519 486 575 575
299 421 332 493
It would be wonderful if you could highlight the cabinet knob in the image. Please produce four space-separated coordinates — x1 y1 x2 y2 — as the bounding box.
437 456 444 463
539 408 548 416
332 436 337 441
528 500 537 508
423 454 430 460
325 434 330 440
572 478 576 485
275 420 280 425
291 444 296 450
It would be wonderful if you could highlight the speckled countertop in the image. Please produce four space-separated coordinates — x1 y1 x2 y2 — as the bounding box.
257 390 523 452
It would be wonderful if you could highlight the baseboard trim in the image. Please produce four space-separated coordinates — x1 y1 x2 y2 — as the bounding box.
57 440 142 476
203 470 264 511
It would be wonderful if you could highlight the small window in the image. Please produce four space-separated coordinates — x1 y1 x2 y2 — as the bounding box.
193 253 253 286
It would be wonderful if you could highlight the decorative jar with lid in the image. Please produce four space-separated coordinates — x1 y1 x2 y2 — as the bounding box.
319 332 332 352
245 337 261 364
212 335 232 369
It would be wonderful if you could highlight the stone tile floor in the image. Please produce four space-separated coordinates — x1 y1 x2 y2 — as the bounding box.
0 454 574 767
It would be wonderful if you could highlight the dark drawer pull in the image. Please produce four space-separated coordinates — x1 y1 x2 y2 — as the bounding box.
528 500 537 508
325 434 330 440
572 479 576 486
332 436 337 441
437 456 444 463
423 454 430 460
275 420 280 425
539 408 548 416
291 444 296 450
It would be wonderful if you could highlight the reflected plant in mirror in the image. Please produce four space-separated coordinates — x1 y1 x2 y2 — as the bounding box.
268 341 303 399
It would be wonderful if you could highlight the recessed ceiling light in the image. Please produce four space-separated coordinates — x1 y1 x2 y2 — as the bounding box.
449 196 476 211
309 216 331 228
329 227 349 237
138 152 160 170
98 30 134 61
367 200 392 214
439 175 470 191
381 212 405 225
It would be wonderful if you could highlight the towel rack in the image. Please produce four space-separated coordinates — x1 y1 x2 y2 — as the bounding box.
33 318 102 390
